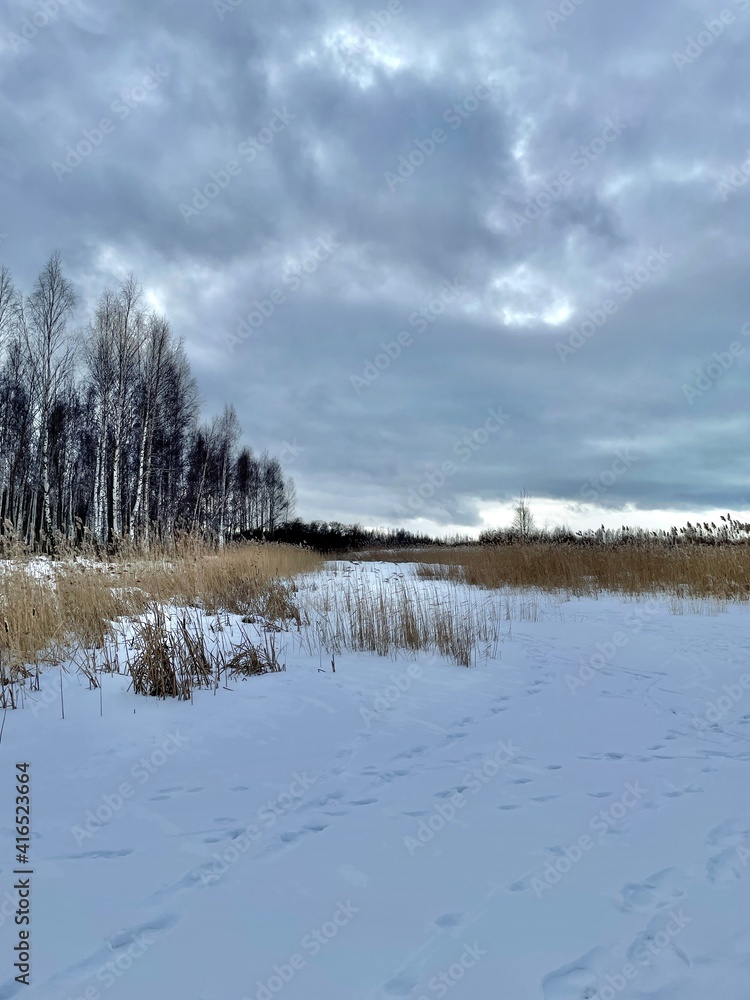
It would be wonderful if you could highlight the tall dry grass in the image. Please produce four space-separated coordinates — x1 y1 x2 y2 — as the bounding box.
0 542 321 671
299 562 541 667
361 543 750 600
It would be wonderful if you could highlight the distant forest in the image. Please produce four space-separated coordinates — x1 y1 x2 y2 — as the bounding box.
0 253 296 552
261 517 750 553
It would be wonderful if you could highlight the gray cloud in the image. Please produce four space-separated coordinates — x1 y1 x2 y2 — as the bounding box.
2 0 749 532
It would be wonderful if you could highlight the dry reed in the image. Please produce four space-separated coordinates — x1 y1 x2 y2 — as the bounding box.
358 543 750 600
0 542 320 669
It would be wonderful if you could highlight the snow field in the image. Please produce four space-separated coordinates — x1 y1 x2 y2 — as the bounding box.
0 563 749 999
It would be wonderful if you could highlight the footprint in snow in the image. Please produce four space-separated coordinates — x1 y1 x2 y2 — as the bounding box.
279 822 328 844
108 911 180 949
434 913 462 928
434 786 468 799
706 848 746 883
302 791 344 810
541 948 605 1000
153 862 228 897
619 868 685 912
394 745 428 760
361 768 410 783
203 827 247 845
663 784 703 798
705 818 750 847
383 975 419 996
507 878 530 892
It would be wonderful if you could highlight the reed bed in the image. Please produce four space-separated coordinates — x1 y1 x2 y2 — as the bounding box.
299 562 543 667
359 543 750 601
0 542 320 670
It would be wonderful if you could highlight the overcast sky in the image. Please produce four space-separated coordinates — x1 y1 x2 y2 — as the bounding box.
2 0 749 535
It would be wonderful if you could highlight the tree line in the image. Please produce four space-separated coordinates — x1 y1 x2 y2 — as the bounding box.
255 520 448 553
0 253 296 553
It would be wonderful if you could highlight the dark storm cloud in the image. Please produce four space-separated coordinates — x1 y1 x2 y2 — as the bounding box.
2 0 749 531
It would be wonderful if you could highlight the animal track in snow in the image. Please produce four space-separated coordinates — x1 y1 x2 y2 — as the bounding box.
541 948 606 999
619 868 685 912
108 911 180 949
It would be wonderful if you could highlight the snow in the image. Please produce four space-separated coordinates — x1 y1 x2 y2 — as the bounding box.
2 562 750 999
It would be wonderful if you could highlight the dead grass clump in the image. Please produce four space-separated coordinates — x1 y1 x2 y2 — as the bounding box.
126 608 285 699
129 610 186 699
226 630 284 677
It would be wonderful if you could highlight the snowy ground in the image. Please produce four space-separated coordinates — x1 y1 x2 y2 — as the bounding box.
2 562 750 999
